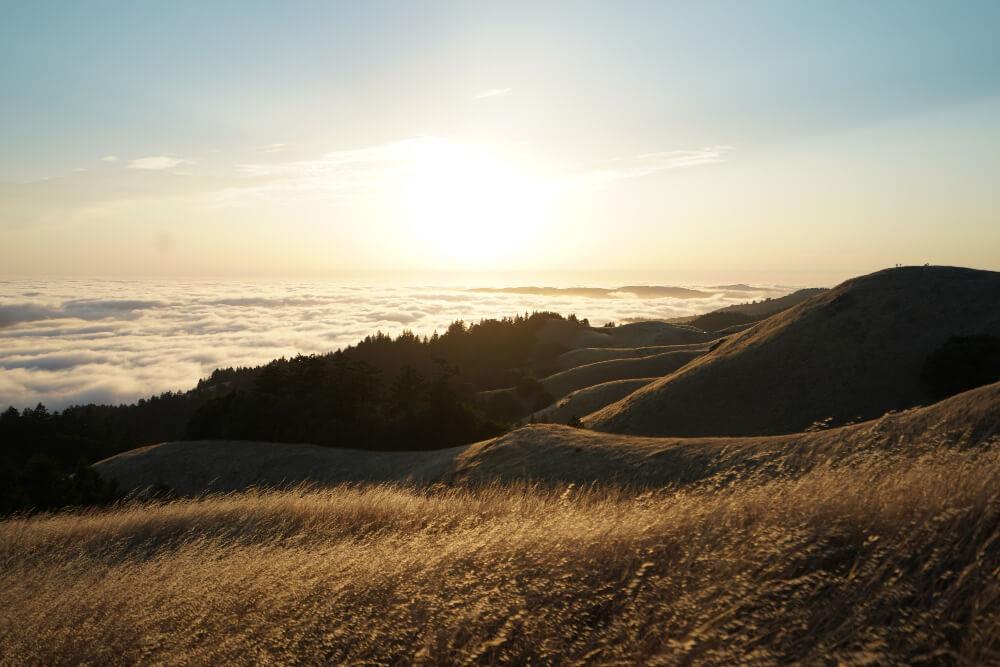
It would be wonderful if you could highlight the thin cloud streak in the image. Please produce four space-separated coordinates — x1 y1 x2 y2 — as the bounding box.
473 88 512 99
590 146 734 181
217 138 731 207
215 138 435 205
128 156 188 170
253 143 288 154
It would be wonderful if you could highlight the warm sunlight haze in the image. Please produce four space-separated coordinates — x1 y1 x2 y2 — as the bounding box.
402 139 557 267
2 2 999 665
2 2 998 280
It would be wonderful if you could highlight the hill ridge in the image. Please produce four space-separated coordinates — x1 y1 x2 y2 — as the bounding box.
586 266 1000 436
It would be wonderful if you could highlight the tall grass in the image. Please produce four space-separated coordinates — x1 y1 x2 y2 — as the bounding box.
1 445 998 665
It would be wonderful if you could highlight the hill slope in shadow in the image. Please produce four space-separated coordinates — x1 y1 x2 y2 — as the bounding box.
454 380 999 486
586 266 1000 437
540 349 703 399
532 378 657 425
96 380 999 495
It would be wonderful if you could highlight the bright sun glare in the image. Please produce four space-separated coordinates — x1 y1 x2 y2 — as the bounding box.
402 140 554 266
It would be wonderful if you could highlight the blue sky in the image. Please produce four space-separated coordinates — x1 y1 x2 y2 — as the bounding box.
2 1 999 280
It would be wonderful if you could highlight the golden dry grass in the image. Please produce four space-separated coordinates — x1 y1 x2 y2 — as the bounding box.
2 444 999 665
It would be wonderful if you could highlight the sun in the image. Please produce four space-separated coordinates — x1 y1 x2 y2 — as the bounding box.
401 140 553 267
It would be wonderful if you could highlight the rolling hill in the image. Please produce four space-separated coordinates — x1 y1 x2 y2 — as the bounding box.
453 379 999 486
531 377 657 424
683 287 828 331
586 266 1000 436
555 342 711 371
539 349 703 398
96 379 1000 496
95 440 461 496
534 318 719 351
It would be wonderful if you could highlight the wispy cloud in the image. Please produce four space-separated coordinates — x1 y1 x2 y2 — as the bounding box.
217 138 434 205
253 143 288 154
128 156 188 171
589 146 733 180
101 155 119 162
473 87 512 99
216 137 729 207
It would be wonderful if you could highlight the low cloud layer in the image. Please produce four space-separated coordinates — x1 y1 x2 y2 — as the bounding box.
0 279 788 410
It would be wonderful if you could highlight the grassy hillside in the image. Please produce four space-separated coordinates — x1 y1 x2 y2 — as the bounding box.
94 440 461 496
3 442 998 664
476 348 704 421
532 377 657 425
683 287 828 331
555 341 711 371
95 380 999 496
540 349 703 399
588 266 1000 436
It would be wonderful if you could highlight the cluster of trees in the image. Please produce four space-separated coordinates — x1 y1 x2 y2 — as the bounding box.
187 311 576 449
0 405 120 514
186 354 501 451
1 312 584 513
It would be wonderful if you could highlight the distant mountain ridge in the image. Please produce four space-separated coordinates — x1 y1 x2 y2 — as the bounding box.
672 287 827 331
469 285 710 298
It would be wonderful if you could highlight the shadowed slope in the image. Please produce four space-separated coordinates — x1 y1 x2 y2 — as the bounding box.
455 380 999 486
532 378 657 425
534 318 718 352
540 349 703 399
683 287 828 331
95 440 460 496
602 321 718 347
587 266 1000 436
97 381 999 495
555 342 711 371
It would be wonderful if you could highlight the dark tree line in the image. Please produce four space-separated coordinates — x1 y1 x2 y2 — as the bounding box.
1 312 581 513
0 405 120 514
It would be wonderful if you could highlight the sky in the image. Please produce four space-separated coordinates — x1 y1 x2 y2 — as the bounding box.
2 0 999 284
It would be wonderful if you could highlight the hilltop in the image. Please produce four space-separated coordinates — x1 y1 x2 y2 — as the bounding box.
587 266 1000 436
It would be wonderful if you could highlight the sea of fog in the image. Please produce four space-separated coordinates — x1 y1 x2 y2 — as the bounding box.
0 278 795 410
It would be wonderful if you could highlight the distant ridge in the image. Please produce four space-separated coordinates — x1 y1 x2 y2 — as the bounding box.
586 266 1000 436
539 349 703 399
469 285 709 299
672 287 827 331
531 378 657 425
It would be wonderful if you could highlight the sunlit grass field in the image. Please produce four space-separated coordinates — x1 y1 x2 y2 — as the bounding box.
2 445 998 665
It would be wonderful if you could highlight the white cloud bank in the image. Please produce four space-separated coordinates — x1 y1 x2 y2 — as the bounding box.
0 278 787 410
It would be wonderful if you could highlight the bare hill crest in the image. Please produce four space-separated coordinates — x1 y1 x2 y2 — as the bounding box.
586 266 1000 436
